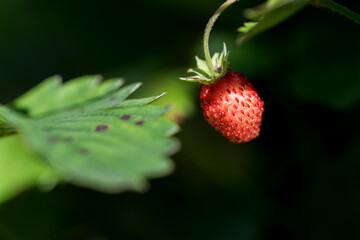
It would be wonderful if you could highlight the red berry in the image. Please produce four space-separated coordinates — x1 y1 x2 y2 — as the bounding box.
199 71 264 143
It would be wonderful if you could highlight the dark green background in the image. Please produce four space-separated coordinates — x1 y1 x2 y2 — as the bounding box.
1 0 360 239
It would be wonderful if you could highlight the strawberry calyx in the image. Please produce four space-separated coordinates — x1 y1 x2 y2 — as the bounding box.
180 43 230 85
180 0 239 84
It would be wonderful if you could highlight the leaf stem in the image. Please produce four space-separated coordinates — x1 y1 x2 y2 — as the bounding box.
312 0 360 24
203 0 238 77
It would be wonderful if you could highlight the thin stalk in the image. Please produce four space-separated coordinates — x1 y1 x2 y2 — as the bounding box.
203 0 238 77
312 0 360 24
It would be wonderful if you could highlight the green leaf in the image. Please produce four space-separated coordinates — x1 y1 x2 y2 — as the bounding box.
237 0 310 45
13 75 124 117
237 21 258 33
0 79 180 193
0 135 58 204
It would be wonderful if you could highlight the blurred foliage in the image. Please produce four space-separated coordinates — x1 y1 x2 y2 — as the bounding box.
0 0 360 239
0 135 57 204
237 0 310 44
13 75 124 117
0 76 179 200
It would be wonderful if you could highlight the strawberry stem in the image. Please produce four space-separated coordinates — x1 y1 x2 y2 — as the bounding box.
203 0 239 77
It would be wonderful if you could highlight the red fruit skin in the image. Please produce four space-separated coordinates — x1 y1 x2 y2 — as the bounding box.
200 71 264 143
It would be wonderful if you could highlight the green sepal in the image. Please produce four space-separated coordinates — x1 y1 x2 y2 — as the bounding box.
180 43 230 85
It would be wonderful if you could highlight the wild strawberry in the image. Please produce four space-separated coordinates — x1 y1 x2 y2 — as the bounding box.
199 71 264 143
181 44 265 143
180 0 265 143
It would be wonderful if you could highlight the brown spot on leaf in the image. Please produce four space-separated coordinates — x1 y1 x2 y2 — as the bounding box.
95 125 109 132
79 148 89 155
135 120 144 126
47 136 57 144
120 115 131 120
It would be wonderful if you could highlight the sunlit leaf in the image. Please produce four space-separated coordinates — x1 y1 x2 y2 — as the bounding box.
13 75 124 117
0 79 179 193
0 135 58 204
